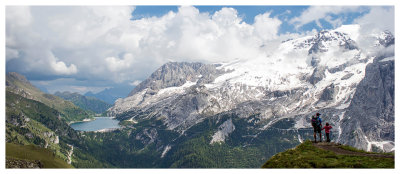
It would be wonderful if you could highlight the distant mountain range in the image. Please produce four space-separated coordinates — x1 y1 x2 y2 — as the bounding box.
85 86 132 105
55 91 112 114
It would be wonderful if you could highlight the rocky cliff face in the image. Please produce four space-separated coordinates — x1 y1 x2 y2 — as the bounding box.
339 56 394 152
108 25 394 152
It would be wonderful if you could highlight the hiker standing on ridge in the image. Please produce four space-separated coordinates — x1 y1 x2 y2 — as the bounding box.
311 113 322 143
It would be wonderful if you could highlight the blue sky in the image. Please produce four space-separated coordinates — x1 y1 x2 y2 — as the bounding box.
132 6 369 34
5 6 395 95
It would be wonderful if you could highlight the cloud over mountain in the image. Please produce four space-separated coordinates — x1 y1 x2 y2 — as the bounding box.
5 6 394 94
6 6 283 83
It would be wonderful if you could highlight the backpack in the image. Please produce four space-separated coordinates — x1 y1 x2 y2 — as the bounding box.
311 115 320 127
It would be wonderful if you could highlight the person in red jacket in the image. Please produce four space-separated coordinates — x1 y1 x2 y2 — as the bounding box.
322 122 333 142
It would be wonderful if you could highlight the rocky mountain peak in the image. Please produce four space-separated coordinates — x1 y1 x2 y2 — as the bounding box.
128 62 225 96
377 30 394 47
6 72 31 87
308 29 358 54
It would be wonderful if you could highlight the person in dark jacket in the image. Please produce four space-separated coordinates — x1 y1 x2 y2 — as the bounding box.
311 113 322 143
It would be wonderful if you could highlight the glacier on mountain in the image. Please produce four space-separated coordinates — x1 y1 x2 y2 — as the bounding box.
108 25 394 152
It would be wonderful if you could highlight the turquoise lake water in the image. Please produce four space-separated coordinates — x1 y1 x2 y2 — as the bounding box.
70 117 120 131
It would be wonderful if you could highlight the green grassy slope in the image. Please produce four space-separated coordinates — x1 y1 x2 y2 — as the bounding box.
6 91 79 161
6 143 73 168
262 140 394 168
6 72 93 122
6 91 80 140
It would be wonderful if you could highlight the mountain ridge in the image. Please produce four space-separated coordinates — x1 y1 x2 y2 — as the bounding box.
6 72 94 122
84 85 132 104
54 91 112 114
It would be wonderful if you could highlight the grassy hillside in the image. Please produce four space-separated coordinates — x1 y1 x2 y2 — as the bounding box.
262 140 394 168
6 91 79 161
54 91 112 114
6 143 73 168
6 72 93 122
6 91 114 168
6 91 80 140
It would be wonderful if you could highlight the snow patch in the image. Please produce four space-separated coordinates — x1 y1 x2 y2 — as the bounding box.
127 117 138 124
157 80 196 96
337 111 346 141
161 145 171 158
294 117 308 129
298 134 303 143
364 134 395 152
335 103 350 109
380 56 394 62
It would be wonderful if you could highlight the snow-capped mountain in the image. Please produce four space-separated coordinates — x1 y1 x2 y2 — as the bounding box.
108 25 394 152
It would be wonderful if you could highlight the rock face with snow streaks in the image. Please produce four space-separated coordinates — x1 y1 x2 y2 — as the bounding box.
339 55 394 151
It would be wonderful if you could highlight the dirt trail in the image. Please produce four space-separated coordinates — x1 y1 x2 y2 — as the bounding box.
312 142 394 158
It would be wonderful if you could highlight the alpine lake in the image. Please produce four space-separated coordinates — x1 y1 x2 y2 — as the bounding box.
70 117 121 132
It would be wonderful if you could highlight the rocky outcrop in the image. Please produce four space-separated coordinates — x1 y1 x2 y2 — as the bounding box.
308 66 326 85
308 30 358 55
210 118 236 144
6 158 43 168
67 144 74 164
319 84 338 102
378 31 395 47
6 72 31 87
135 128 158 145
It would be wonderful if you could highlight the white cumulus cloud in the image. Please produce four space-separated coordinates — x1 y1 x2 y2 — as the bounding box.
7 5 392 93
254 12 282 40
355 6 394 35
51 60 78 75
6 6 284 85
106 53 135 72
290 6 362 30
